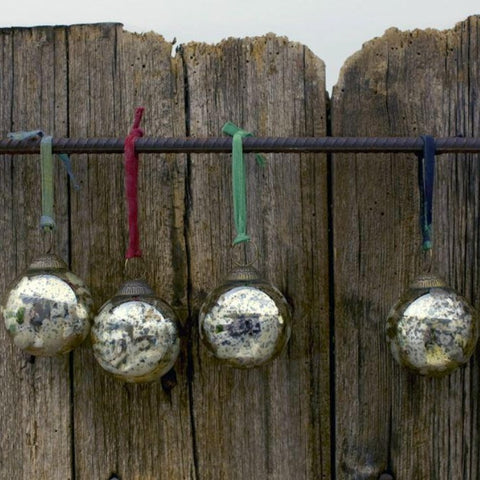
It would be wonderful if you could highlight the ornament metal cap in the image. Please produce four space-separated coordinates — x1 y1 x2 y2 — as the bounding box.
409 273 447 289
27 253 68 272
115 279 155 297
226 265 262 282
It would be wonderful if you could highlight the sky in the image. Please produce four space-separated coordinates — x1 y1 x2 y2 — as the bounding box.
2 1 480 92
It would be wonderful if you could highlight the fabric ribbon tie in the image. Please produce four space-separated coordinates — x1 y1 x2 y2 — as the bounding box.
222 121 265 245
7 130 80 232
7 130 83 233
124 107 145 259
7 130 79 189
40 136 55 231
417 135 436 251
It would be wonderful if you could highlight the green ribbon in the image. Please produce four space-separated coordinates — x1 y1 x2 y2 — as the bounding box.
40 136 55 231
222 122 265 245
7 130 79 189
7 130 81 232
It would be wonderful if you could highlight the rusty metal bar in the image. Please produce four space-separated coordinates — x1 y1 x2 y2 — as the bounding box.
1 136 480 155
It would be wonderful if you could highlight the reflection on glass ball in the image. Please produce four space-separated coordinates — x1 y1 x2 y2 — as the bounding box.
386 274 478 376
2 254 93 356
91 279 180 383
199 266 292 368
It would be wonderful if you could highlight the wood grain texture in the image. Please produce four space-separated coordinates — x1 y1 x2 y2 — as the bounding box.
182 35 330 480
6 17 480 480
0 27 72 479
67 25 195 480
0 24 331 480
332 17 480 479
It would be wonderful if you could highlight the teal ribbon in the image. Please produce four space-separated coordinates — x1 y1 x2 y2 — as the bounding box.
8 130 80 231
8 130 80 190
222 122 265 245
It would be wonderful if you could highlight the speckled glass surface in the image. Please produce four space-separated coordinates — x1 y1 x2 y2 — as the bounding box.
199 268 292 368
2 254 93 356
92 282 180 383
386 278 478 376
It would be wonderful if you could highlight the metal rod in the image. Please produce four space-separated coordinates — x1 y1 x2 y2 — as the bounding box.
2 136 480 155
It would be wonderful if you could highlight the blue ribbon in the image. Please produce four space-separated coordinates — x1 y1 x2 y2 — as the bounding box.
417 135 436 251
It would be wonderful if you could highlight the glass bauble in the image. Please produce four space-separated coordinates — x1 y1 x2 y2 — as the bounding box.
199 266 292 368
2 253 93 356
91 279 180 383
386 273 479 376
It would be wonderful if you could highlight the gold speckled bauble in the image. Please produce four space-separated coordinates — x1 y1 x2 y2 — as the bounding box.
386 273 479 376
91 279 180 383
199 266 292 368
2 254 93 356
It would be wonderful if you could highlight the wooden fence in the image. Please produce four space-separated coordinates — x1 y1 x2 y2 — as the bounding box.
0 17 479 480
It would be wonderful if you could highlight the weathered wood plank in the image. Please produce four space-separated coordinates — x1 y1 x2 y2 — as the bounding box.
68 25 194 479
332 17 480 479
182 35 330 479
6 18 480 480
0 27 72 479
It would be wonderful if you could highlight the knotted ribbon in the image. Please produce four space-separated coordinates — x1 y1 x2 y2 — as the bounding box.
124 107 145 259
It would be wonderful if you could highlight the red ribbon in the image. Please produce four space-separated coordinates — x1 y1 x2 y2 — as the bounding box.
124 107 145 259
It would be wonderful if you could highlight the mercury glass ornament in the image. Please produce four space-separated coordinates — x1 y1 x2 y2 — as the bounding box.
386 273 479 376
91 279 180 383
2 254 93 356
199 266 292 368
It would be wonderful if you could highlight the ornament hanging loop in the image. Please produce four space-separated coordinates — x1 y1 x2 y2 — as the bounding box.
231 239 259 268
43 228 54 254
124 256 147 280
422 246 433 273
